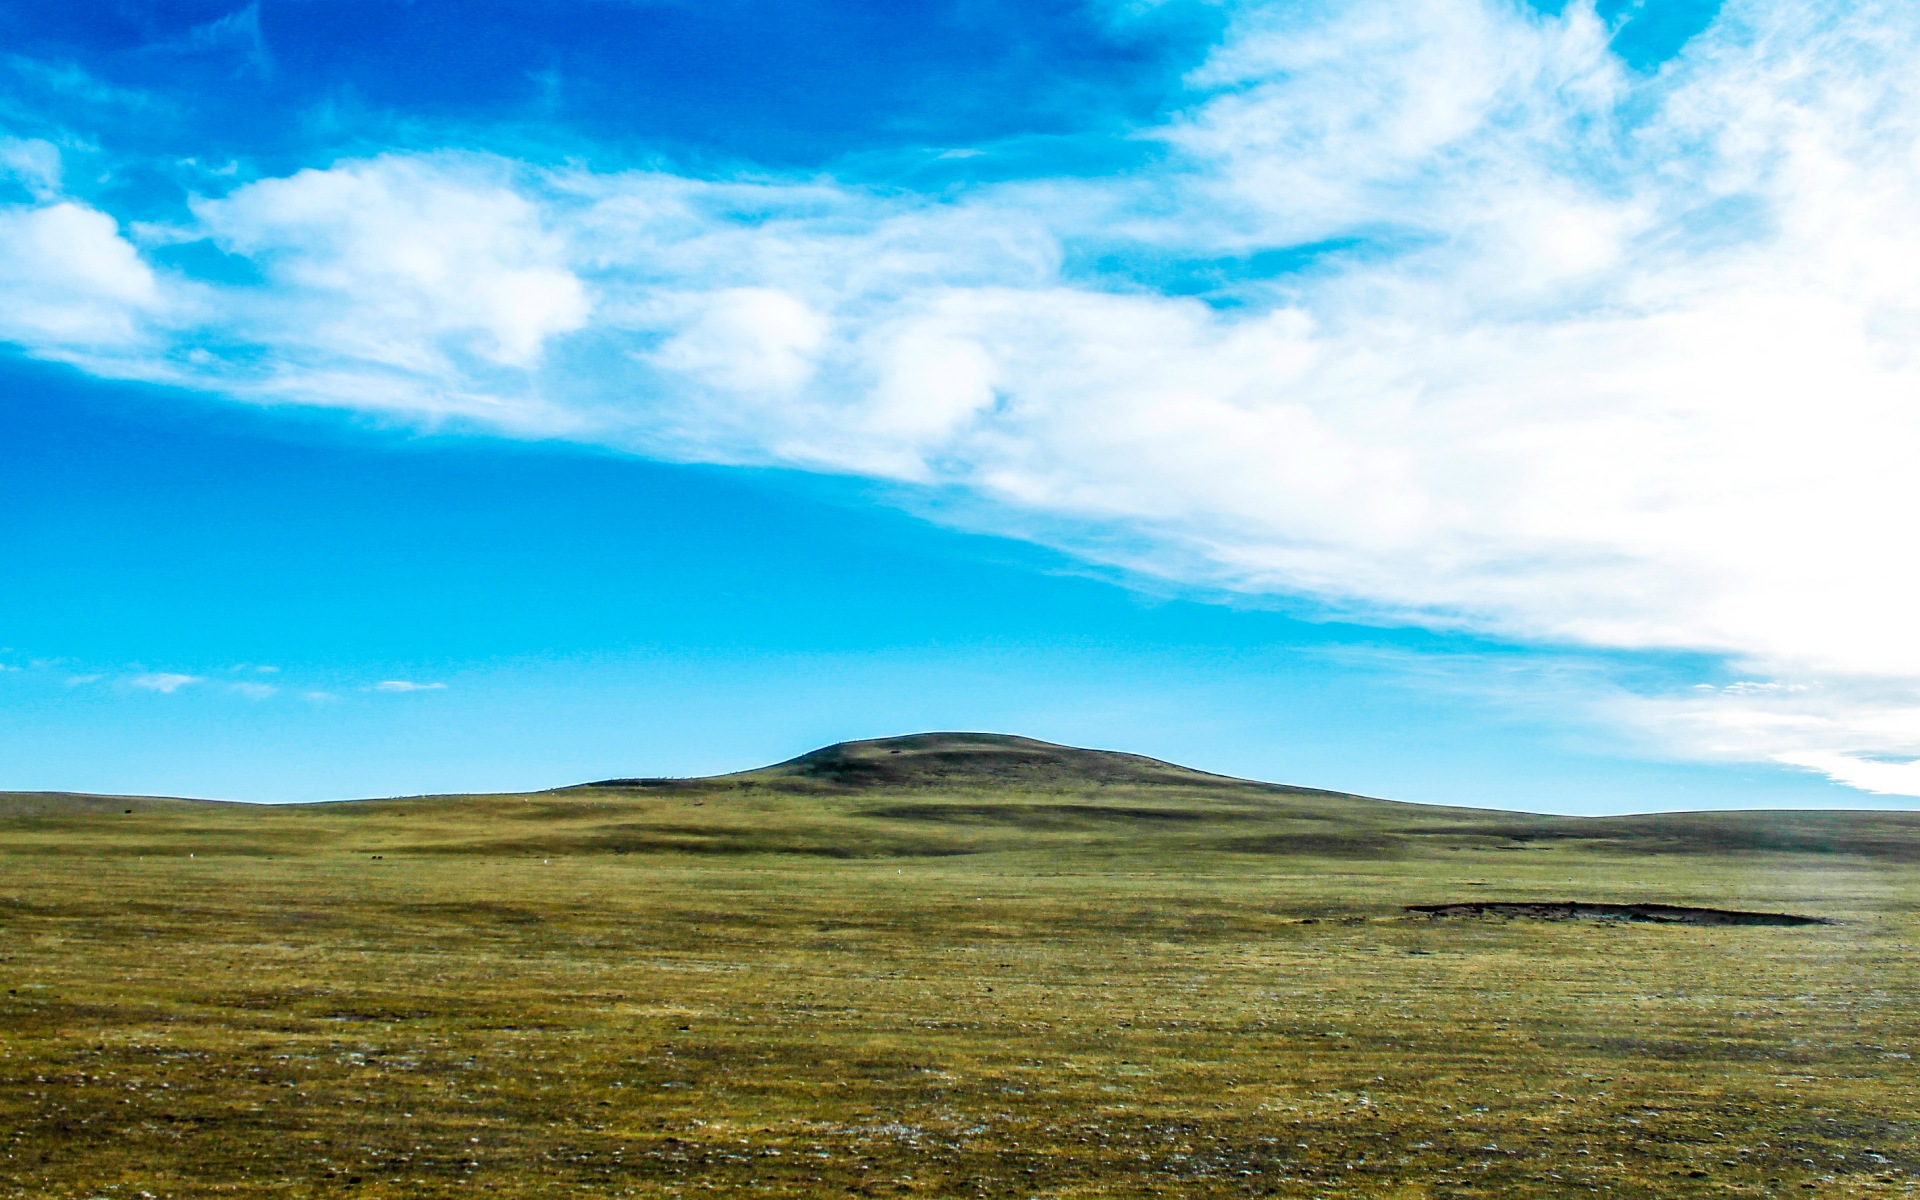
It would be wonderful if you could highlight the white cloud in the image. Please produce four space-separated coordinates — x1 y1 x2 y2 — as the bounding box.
127 672 203 693
372 680 447 693
1616 678 1920 796
651 287 829 395
0 136 62 197
202 156 589 367
7 0 1920 790
229 681 278 699
0 200 158 345
1778 754 1920 797
160 4 274 78
179 155 592 425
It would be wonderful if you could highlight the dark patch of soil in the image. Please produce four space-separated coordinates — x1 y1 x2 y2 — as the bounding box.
1406 901 1830 926
1217 832 1403 857
860 802 1219 827
1406 813 1920 862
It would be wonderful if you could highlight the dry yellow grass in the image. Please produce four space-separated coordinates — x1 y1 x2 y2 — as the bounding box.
4 735 1917 1198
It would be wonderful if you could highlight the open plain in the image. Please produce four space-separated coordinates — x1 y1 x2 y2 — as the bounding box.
3 734 1917 1199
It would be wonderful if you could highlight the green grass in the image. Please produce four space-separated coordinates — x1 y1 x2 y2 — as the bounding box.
3 734 1917 1198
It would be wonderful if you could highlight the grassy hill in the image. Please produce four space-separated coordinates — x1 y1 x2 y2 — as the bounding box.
3 733 1917 1198
10 731 1919 864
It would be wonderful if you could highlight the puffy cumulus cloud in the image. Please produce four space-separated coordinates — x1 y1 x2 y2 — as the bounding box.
651 288 830 396
198 156 588 369
0 201 158 345
7 0 1920 790
0 139 165 348
179 155 593 426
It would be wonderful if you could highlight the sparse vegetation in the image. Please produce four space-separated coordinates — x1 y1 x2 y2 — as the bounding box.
3 734 1917 1197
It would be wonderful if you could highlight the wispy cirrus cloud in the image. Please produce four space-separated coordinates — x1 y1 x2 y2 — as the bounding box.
145 4 274 80
127 672 204 694
6 0 1920 790
16 657 434 702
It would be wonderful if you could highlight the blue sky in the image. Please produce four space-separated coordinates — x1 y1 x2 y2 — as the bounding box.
4 0 1918 808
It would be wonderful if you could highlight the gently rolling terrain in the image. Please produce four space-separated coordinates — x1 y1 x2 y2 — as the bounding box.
2 732 1917 1199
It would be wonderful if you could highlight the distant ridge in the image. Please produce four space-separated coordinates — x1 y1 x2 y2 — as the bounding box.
10 731 1920 868
588 731 1364 796
0 790 215 818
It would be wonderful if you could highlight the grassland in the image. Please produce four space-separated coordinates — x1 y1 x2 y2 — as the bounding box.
3 733 1917 1199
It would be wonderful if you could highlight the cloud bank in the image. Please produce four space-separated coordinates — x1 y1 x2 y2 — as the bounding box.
7 0 1920 790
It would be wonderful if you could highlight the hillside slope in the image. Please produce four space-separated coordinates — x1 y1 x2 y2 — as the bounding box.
5 732 1920 863
672 731 1361 794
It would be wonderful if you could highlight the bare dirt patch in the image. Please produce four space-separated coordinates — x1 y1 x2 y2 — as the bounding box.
1406 901 1830 926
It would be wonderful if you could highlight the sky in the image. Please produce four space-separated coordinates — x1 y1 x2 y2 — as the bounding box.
3 0 1918 810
